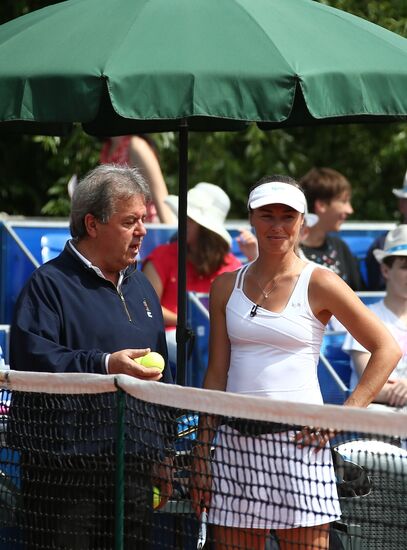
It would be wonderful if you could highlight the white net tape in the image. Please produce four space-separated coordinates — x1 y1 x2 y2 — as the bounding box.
2 370 407 438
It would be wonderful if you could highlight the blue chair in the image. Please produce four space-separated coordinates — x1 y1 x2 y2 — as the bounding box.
185 292 210 389
318 331 351 405
40 232 70 263
0 325 10 366
356 291 385 306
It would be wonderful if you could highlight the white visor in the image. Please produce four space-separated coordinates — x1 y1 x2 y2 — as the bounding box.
248 182 306 213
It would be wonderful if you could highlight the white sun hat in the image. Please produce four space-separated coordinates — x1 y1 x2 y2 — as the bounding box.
373 224 407 263
247 181 306 213
392 170 407 199
165 182 232 245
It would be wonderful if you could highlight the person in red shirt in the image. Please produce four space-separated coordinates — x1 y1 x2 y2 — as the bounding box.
142 182 256 359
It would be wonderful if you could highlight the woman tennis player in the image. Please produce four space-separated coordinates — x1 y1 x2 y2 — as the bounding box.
190 175 401 550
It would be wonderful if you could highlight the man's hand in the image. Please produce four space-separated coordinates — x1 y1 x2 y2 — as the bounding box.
108 348 163 380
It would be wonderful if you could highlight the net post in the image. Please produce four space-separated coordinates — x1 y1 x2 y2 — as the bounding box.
114 381 125 550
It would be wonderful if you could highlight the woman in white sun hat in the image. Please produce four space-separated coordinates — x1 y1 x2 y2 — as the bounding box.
142 182 257 362
191 174 401 550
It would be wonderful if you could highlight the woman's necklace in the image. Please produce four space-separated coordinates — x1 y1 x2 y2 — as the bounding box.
254 277 278 300
249 273 279 317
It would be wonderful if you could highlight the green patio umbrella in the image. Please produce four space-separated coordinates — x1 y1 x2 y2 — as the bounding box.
1 0 407 385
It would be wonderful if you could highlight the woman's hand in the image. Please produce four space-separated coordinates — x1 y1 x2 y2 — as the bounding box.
293 427 336 452
189 445 212 518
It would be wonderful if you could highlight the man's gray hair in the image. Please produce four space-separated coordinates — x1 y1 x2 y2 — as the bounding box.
70 164 151 240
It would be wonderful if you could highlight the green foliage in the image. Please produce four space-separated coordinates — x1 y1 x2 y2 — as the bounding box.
1 0 407 221
37 128 101 216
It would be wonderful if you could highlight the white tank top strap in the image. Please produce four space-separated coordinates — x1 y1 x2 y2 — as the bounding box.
288 261 317 308
300 261 317 284
235 263 251 290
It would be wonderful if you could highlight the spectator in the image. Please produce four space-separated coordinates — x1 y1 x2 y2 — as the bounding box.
365 170 407 290
100 134 176 223
300 167 363 290
142 182 257 363
343 225 407 409
9 164 174 548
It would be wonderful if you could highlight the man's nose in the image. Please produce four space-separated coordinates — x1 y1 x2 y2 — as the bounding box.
135 220 147 235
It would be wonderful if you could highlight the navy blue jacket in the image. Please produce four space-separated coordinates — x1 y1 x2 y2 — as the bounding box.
8 244 174 455
10 243 171 379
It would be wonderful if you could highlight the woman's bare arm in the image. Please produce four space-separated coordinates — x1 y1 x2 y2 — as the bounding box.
129 136 176 224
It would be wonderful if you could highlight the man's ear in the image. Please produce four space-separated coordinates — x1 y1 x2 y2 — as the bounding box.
84 213 98 238
314 199 328 215
380 262 390 281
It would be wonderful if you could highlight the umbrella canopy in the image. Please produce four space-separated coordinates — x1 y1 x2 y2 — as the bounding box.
1 0 407 135
1 0 407 385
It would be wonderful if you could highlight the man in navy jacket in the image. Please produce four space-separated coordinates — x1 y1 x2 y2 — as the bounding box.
9 164 174 549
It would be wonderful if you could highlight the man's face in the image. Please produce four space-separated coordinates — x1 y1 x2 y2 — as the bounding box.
94 195 147 273
382 256 407 299
315 191 353 232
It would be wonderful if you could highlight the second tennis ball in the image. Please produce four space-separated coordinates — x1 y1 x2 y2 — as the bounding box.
138 351 165 372
153 485 161 509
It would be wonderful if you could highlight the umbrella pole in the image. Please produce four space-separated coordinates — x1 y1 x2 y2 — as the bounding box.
176 120 188 386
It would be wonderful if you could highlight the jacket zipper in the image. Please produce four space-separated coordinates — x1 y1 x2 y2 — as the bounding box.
118 289 132 321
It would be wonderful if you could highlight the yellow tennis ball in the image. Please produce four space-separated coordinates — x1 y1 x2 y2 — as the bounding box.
153 485 161 509
138 351 165 372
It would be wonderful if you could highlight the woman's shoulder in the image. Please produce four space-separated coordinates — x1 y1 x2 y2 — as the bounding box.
308 262 357 311
309 262 344 288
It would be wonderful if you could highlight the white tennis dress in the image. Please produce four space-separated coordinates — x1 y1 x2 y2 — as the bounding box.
209 262 341 530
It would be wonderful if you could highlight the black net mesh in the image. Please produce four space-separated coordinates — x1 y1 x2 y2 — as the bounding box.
0 380 407 549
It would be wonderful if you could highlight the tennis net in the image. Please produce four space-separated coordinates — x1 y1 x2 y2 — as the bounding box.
1 370 407 549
